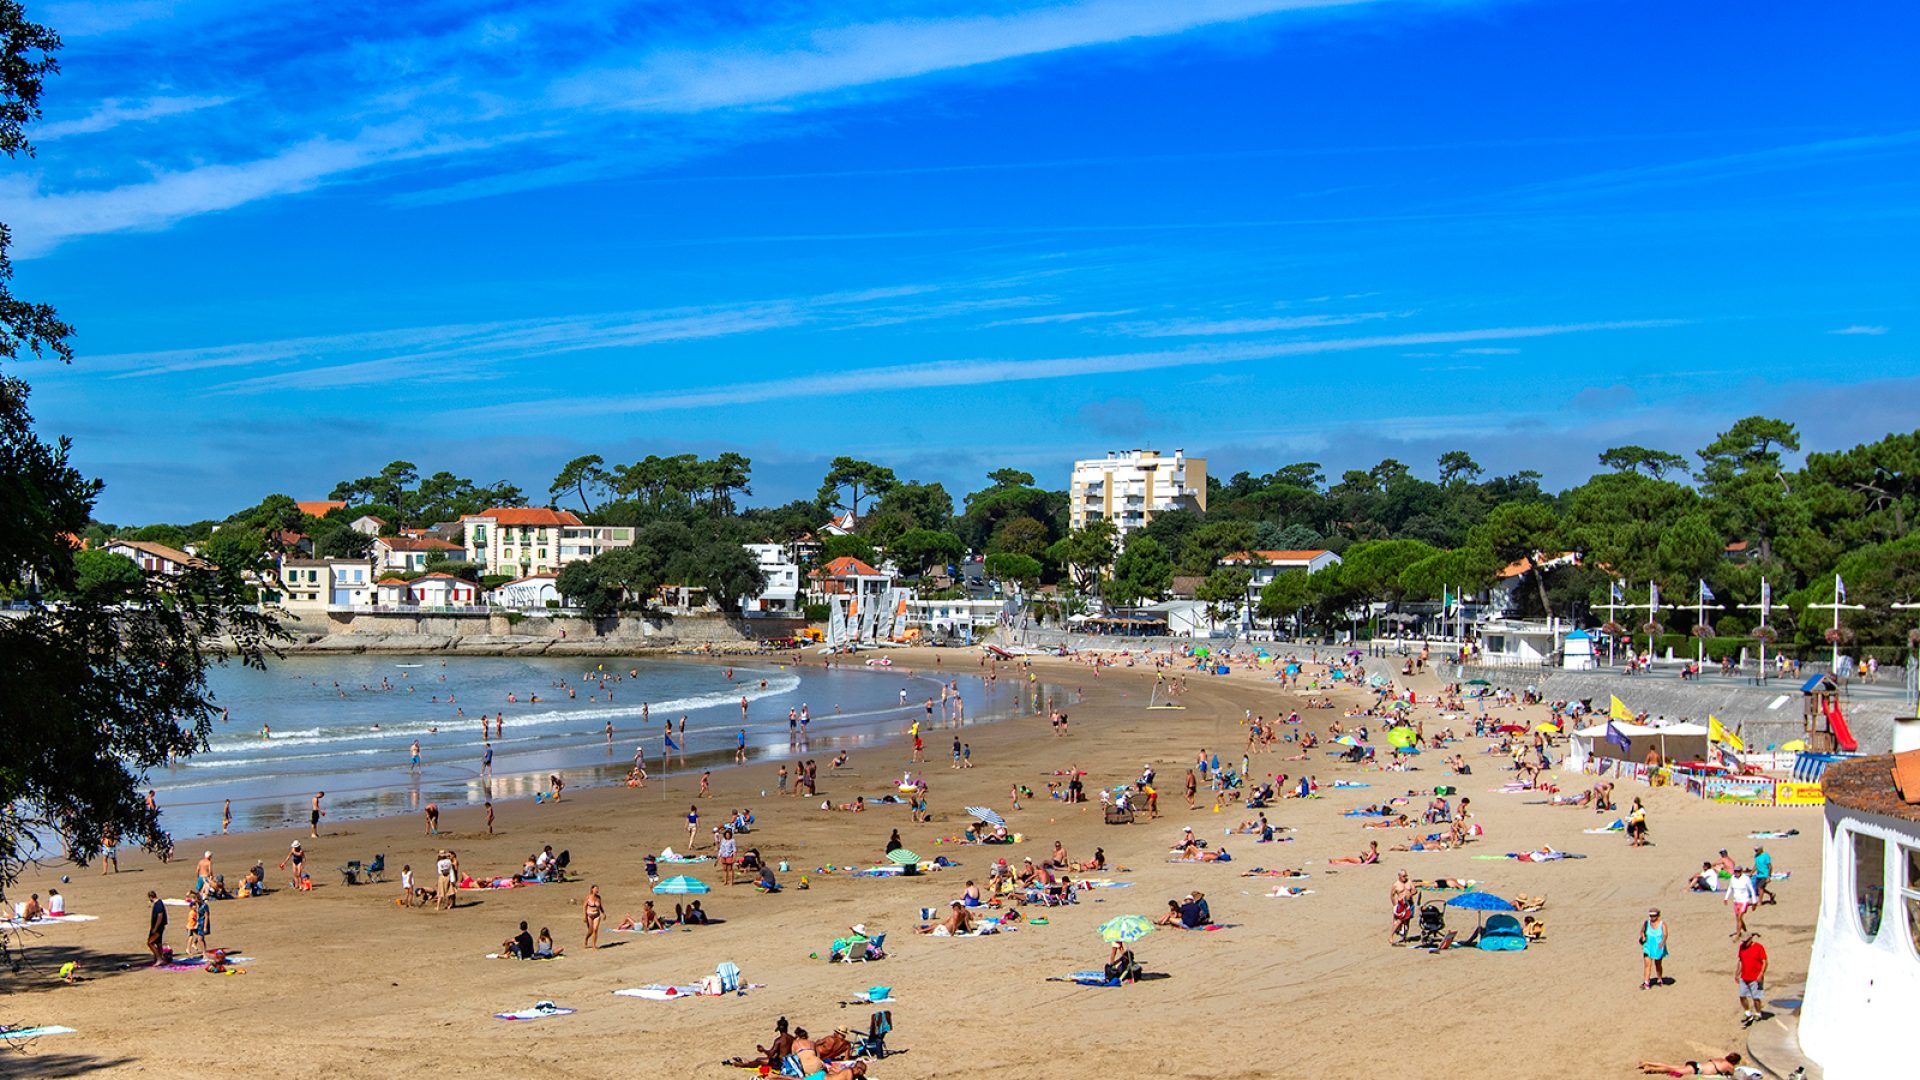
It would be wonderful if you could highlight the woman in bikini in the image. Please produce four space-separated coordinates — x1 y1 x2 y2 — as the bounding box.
1637 1052 1742 1076
582 885 605 949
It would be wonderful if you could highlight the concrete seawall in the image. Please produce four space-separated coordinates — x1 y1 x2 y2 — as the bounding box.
250 611 808 657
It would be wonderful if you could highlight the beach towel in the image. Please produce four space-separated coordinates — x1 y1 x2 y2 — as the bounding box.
2 913 99 927
1264 888 1313 897
460 878 533 890
1052 970 1123 987
657 852 709 863
484 952 565 960
158 955 254 971
1342 810 1391 818
1749 830 1799 840
1331 781 1370 788
1583 820 1626 834
1075 879 1134 888
1476 851 1585 862
614 985 702 1000
495 1003 575 1020
1240 870 1311 879
0 1025 77 1038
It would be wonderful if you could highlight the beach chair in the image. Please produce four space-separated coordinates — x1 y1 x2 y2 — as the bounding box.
852 1010 893 1058
364 854 386 882
338 859 363 886
842 932 886 963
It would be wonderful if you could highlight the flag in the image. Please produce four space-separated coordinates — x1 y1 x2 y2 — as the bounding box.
1610 580 1624 604
1604 721 1632 753
1708 715 1745 752
1835 574 1847 603
1760 578 1771 608
1699 579 1715 602
1609 695 1635 723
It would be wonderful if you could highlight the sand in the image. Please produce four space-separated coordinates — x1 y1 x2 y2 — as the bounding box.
0 647 1822 1079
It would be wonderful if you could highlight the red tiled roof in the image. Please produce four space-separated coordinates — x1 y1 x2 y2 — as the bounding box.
1220 549 1333 563
297 500 346 517
107 538 212 568
810 555 883 578
461 507 582 526
1496 552 1580 579
377 536 460 552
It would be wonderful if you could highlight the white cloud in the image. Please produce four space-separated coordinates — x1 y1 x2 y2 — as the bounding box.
554 1 1376 113
1828 324 1889 336
1118 312 1392 337
985 309 1138 327
464 319 1680 421
38 94 238 140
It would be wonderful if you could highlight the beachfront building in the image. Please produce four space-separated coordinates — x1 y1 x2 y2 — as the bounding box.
1794 746 1920 1079
741 543 802 616
807 555 892 606
1488 552 1582 615
265 557 377 616
1068 449 1207 540
1476 617 1574 666
349 514 386 536
373 534 462 572
905 596 1009 643
100 538 211 576
460 507 634 577
819 512 860 537
487 573 560 610
373 572 481 609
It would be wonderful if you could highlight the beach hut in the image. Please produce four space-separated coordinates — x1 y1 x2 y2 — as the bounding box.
1792 752 1920 1078
1566 721 1709 772
1560 628 1596 670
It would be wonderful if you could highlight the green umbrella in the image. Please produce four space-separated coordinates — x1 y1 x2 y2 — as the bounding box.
885 848 920 865
1098 915 1156 944
1465 679 1492 686
652 875 710 894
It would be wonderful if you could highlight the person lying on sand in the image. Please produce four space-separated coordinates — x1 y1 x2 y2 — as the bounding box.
1329 841 1381 865
791 1032 867 1080
1638 1052 1742 1076
917 901 973 935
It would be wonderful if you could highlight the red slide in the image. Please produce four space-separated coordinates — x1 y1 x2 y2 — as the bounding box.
1824 700 1859 753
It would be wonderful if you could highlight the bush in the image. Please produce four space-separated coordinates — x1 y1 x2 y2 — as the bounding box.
502 612 525 627
802 602 830 623
545 599 560 609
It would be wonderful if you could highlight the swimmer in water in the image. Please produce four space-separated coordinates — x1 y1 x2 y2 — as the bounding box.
261 724 271 738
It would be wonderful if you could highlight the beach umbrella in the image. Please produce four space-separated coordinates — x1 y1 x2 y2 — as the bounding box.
1445 890 1516 930
1098 915 1157 944
1333 735 1361 747
885 848 920 865
1386 727 1418 749
1533 722 1560 734
652 875 710 895
965 806 1006 827
1464 678 1492 686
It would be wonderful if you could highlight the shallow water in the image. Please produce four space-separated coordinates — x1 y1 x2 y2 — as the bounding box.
151 654 1025 838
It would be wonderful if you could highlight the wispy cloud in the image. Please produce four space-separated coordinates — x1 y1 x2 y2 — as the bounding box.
1456 346 1520 355
985 309 1138 327
1505 129 1920 204
1828 324 1889 335
37 93 238 139
1117 312 1393 337
464 319 1680 421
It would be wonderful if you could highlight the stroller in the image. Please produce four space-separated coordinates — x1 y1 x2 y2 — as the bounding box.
1418 903 1447 948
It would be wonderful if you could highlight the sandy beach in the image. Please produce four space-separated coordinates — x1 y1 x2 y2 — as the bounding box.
2 647 1821 1079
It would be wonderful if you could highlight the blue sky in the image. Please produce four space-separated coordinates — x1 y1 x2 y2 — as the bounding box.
8 0 1916 524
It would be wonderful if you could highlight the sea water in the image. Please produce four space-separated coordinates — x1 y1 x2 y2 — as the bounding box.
150 654 1024 838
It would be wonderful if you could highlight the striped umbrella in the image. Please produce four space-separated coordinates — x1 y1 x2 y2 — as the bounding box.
965 806 1005 827
651 875 710 895
885 849 920 865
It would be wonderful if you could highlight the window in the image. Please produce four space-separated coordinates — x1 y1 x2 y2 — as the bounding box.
1854 830 1886 940
1905 846 1920 958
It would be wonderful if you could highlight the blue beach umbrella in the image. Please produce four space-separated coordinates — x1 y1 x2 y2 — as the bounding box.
1445 890 1515 929
652 875 710 895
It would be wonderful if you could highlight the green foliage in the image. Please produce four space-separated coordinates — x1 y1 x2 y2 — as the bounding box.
890 528 966 577
1257 570 1315 620
817 456 896 517
1194 567 1253 626
330 461 522 526
311 523 373 560
802 602 831 623
959 483 1064 552
818 534 878 566
872 480 952 533
66 549 141 598
988 515 1050 559
1107 536 1174 606
1047 521 1117 590
479 573 516 589
984 551 1043 585
549 454 609 514
423 558 481 582
1338 539 1440 604
1598 445 1690 478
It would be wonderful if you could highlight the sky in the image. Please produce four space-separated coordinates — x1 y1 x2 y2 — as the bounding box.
5 0 1916 524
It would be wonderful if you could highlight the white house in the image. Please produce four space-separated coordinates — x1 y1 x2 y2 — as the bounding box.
268 557 376 615
1476 617 1572 666
373 534 462 572
489 573 560 610
349 514 387 537
102 539 210 576
1795 746 1920 1079
375 573 481 608
461 507 633 576
741 543 802 615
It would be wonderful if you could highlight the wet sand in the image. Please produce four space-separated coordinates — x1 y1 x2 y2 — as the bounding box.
1 647 1821 1079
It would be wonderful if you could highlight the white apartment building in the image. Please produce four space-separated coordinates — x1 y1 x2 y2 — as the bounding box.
1068 449 1207 539
461 508 634 576
741 542 801 615
268 557 376 617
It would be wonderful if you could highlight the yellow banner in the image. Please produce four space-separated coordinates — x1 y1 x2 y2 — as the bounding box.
1775 782 1825 806
1610 695 1635 723
1708 715 1745 752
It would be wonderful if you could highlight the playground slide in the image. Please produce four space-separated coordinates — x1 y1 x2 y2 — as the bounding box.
1824 700 1859 753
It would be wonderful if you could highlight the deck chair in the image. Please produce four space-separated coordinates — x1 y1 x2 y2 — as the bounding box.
853 1010 893 1058
364 854 386 882
338 859 363 885
842 932 886 963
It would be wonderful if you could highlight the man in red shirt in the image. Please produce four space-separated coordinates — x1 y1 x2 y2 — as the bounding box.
1736 932 1768 1026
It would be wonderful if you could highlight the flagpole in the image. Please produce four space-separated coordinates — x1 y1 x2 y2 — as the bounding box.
1738 577 1783 684
1805 573 1865 677
1696 581 1707 665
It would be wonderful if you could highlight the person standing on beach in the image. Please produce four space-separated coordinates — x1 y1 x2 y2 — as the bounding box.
435 850 455 910
1185 770 1198 810
425 803 440 835
1725 865 1757 936
606 721 614 747
736 728 747 764
777 763 789 794
1640 908 1670 989
700 770 712 798
1736 932 1768 1026
484 801 495 835
410 740 421 769
482 743 493 779
583 885 604 949
221 799 231 835
687 805 700 848
718 828 738 886
310 791 325 838
146 890 168 966
1390 871 1417 942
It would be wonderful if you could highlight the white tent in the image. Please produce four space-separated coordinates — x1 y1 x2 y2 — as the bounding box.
1567 720 1709 771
